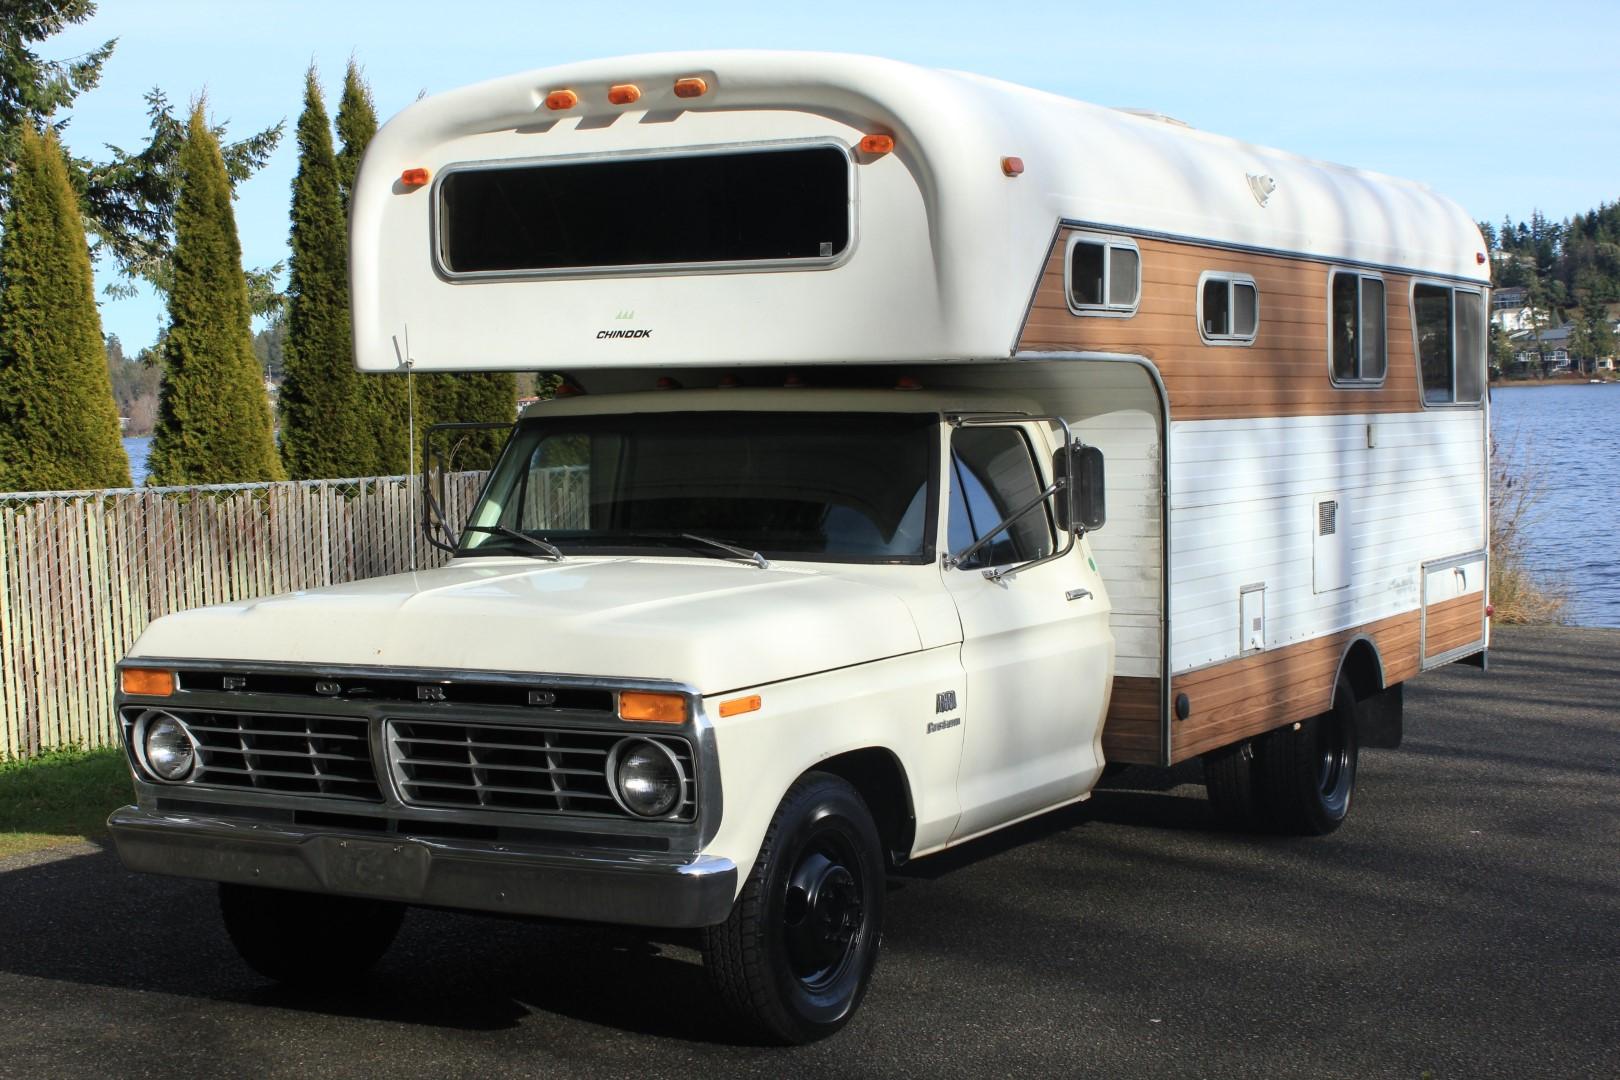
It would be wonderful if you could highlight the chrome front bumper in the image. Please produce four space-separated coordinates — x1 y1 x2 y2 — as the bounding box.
108 806 737 929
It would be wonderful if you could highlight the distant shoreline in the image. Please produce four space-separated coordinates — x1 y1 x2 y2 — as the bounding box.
1492 377 1616 390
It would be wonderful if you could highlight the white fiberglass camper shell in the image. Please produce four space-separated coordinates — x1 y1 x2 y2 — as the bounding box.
110 52 1490 1043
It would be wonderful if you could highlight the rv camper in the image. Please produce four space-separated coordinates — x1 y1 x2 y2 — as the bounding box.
107 52 1490 1043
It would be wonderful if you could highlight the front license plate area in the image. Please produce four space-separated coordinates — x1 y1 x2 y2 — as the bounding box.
311 836 431 899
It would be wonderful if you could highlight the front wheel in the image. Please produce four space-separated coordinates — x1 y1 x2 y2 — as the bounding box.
702 772 885 1044
219 883 406 986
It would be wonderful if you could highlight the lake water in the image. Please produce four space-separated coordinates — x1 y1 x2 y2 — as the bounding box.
122 435 152 486
118 390 1619 626
1491 383 1620 628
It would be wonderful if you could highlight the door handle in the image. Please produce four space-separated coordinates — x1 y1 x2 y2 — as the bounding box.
1065 588 1093 602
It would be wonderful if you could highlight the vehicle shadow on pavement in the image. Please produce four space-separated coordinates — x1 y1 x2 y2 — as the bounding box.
0 839 756 1041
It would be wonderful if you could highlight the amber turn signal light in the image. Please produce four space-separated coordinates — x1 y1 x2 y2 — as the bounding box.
619 691 686 724
400 167 430 188
121 668 175 697
608 83 642 105
718 695 762 718
859 133 895 155
673 77 708 99
545 88 579 111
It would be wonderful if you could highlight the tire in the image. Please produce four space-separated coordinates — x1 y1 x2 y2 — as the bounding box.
1256 672 1360 836
218 883 406 986
702 772 885 1044
1203 737 1265 829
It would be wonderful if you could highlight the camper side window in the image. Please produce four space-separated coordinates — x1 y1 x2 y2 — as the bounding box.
1065 233 1141 316
1197 272 1258 344
1329 271 1387 384
1414 284 1486 406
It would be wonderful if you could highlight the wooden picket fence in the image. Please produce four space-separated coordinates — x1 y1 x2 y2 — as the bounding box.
0 473 490 759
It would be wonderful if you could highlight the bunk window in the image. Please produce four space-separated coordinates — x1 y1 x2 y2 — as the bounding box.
1329 271 1387 384
436 144 852 275
1414 284 1486 405
1198 272 1258 344
1065 233 1141 316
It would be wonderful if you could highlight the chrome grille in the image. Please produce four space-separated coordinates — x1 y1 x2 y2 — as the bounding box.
127 708 382 801
386 719 697 821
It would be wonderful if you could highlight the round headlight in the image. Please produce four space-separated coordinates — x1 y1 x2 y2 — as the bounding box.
140 711 196 782
609 738 684 818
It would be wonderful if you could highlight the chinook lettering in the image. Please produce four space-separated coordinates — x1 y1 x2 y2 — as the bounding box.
597 329 652 339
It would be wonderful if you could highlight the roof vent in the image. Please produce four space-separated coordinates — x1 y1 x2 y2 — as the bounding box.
1112 107 1192 128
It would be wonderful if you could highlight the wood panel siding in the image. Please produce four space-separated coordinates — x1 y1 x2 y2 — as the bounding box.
1101 675 1161 765
1166 609 1426 763
1425 592 1486 660
1017 230 1427 421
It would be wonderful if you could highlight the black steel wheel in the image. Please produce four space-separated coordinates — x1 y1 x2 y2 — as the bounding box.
1257 671 1360 835
219 883 405 986
702 772 885 1044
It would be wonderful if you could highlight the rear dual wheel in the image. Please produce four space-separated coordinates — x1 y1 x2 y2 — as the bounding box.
1204 672 1359 836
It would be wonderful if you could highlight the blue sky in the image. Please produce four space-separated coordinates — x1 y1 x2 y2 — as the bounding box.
47 0 1620 351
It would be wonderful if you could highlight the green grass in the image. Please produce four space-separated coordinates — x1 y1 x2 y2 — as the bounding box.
0 747 134 859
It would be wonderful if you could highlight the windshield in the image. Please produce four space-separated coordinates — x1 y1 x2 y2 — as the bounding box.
458 411 938 564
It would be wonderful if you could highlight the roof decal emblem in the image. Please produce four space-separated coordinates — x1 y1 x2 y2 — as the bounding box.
1247 172 1277 208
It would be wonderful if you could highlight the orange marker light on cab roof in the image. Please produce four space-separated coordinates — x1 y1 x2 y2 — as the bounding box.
121 667 176 697
400 167 430 188
619 691 687 724
718 695 762 718
859 133 895 155
608 84 642 105
545 89 579 111
1001 156 1025 177
673 76 708 99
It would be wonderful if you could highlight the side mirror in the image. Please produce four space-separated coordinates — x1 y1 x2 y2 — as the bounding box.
1053 441 1106 534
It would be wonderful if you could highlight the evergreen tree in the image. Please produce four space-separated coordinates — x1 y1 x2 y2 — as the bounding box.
0 123 130 490
277 68 367 479
335 60 412 475
145 105 283 485
418 371 517 471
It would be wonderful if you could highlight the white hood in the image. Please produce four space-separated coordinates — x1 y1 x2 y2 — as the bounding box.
129 557 929 695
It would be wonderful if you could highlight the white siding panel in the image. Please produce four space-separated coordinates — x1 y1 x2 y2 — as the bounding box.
1075 409 1162 678
1167 410 1485 672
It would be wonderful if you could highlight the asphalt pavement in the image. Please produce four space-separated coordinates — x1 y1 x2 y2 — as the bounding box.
1 626 1616 1078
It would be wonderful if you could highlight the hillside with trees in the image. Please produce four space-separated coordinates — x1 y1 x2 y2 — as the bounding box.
1482 203 1620 374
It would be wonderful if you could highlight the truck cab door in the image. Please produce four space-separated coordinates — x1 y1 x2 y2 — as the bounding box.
941 422 1113 842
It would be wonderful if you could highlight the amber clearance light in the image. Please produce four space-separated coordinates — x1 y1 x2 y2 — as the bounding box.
619 691 686 724
121 668 176 697
399 167 430 188
545 88 579 111
608 83 642 105
673 76 708 99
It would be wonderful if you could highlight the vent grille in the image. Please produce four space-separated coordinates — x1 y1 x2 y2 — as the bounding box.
387 719 697 820
126 709 382 801
1317 499 1338 536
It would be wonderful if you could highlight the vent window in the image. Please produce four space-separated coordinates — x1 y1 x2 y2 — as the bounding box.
1198 272 1259 344
1065 233 1141 316
437 145 851 276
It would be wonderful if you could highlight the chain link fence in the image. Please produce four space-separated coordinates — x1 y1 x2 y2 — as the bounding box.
0 472 492 759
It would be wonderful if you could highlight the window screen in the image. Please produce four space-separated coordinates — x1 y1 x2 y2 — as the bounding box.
1415 283 1484 405
947 427 1054 570
1066 234 1140 315
438 146 850 274
1330 271 1387 383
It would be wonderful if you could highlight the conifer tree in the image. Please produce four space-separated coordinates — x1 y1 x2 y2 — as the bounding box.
335 60 412 475
0 123 130 490
419 371 517 470
146 105 283 485
278 68 367 479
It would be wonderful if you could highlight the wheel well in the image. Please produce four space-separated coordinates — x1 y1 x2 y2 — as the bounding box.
1334 636 1385 704
809 748 916 869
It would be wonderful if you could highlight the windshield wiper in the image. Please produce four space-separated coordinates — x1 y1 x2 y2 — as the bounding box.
460 524 564 561
679 532 770 570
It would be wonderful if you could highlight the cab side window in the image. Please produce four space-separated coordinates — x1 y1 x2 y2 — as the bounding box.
947 428 1054 570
